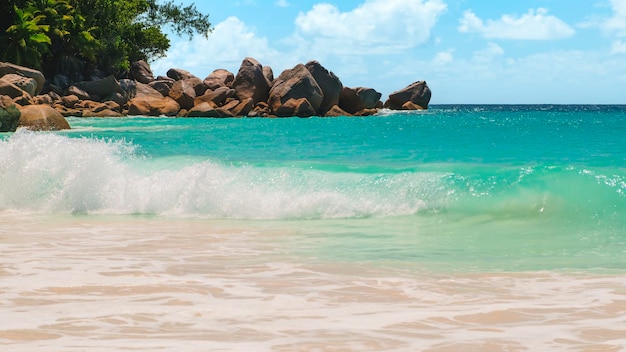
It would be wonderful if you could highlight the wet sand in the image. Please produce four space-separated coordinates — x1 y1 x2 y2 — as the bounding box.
1 214 625 351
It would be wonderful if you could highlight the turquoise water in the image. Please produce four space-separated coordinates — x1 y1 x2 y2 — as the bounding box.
1 105 625 272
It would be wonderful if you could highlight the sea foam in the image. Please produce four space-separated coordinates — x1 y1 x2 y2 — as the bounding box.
0 131 446 219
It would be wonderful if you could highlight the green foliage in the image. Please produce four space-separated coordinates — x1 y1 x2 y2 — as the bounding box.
0 0 212 79
2 6 51 69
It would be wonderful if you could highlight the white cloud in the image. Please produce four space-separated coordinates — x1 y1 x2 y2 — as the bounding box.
459 8 575 40
611 40 626 54
472 42 504 62
275 0 289 7
294 0 447 54
152 17 291 78
432 50 454 65
605 0 626 37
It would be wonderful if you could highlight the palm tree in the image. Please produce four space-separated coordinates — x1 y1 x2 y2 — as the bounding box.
3 6 51 69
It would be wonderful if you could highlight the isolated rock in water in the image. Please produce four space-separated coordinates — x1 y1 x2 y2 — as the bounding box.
1 73 37 97
18 104 70 131
268 64 323 116
167 68 198 81
305 60 343 116
384 81 431 110
339 87 382 114
130 60 155 84
0 95 21 132
203 69 235 90
0 61 45 95
232 57 270 105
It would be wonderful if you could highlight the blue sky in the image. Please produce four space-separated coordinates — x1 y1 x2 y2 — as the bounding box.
152 0 626 104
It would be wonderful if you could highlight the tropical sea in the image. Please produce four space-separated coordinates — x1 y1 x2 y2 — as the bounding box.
1 105 625 351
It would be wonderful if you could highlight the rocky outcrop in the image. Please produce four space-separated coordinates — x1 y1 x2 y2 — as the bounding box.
187 103 234 118
1 73 38 97
384 81 431 110
268 64 323 117
130 60 155 84
0 58 430 122
203 69 234 90
339 87 382 114
0 80 33 105
17 104 70 131
305 61 342 116
0 95 21 132
232 57 271 105
168 77 205 110
0 62 45 95
167 68 198 81
128 96 180 116
195 86 236 107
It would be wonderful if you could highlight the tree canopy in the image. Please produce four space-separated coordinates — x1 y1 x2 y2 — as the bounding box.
0 0 211 80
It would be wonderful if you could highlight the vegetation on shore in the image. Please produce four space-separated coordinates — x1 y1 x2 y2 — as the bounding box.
0 0 212 80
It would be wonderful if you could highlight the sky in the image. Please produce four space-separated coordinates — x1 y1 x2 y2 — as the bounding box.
151 0 626 104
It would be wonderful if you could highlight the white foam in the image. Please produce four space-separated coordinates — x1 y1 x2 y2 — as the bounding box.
0 131 447 219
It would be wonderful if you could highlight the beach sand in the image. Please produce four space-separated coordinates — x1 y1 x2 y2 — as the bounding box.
2 213 625 351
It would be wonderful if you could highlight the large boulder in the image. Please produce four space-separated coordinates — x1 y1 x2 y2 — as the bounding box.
324 105 351 117
268 63 323 117
74 75 123 101
195 86 236 107
203 69 235 90
18 104 71 131
274 98 317 118
66 85 91 101
135 82 164 99
0 80 33 105
169 78 204 110
263 66 274 85
232 57 270 105
1 73 37 97
305 61 342 115
0 62 45 95
384 81 431 110
186 102 234 118
128 96 180 116
339 87 382 114
130 60 155 84
148 80 174 97
0 95 21 132
0 80 30 100
167 68 198 81
230 98 254 117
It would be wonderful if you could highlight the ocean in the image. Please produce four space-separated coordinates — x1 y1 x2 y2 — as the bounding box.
1 105 625 351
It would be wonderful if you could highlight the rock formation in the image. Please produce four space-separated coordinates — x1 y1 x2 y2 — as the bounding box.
17 104 70 131
268 63 324 117
384 81 431 110
0 59 431 130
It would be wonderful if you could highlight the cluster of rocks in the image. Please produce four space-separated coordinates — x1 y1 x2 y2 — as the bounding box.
0 58 431 132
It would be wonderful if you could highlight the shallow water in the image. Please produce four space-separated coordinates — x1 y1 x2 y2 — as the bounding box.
1 106 626 350
2 214 626 351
